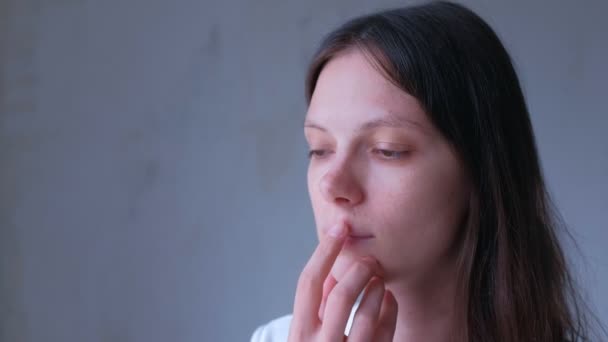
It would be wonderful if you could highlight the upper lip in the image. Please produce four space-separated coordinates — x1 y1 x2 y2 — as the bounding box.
343 220 373 238
328 217 374 238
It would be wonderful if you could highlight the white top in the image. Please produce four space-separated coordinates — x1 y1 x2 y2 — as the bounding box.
250 301 360 342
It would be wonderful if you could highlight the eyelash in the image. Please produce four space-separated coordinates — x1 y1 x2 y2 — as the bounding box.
307 149 408 160
307 149 329 159
371 148 408 159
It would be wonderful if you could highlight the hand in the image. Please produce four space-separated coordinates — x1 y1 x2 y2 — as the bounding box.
288 222 398 341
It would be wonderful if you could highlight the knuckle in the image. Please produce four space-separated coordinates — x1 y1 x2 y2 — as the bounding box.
296 271 310 288
297 269 320 291
328 285 355 306
352 260 373 276
332 285 351 299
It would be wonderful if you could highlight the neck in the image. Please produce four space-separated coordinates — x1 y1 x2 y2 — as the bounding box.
386 262 464 342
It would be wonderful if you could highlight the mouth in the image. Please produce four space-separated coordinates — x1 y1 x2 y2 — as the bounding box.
343 234 374 250
347 233 374 239
344 233 374 246
327 219 374 241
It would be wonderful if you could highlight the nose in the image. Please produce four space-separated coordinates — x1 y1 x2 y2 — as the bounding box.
319 159 364 206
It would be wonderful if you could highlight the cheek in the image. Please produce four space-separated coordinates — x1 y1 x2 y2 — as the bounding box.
374 149 469 224
307 168 326 237
369 162 470 274
382 177 464 227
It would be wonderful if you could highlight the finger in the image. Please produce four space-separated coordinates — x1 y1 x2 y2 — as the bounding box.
374 290 398 342
347 277 385 341
319 274 337 321
319 257 377 341
292 222 348 326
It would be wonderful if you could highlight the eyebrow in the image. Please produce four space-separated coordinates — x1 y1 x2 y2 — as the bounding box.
304 112 428 134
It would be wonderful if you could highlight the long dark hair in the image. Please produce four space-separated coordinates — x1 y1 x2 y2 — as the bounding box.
304 1 601 341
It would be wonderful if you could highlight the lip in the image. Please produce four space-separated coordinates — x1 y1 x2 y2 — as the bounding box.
344 234 374 249
347 234 374 239
328 219 374 239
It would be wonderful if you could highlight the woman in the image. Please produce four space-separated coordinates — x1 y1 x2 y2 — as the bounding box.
252 1 599 341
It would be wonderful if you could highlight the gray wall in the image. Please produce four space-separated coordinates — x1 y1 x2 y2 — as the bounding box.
0 0 606 341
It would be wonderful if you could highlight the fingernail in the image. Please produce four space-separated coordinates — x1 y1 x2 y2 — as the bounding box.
328 223 345 238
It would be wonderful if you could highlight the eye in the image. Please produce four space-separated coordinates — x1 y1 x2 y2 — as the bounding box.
372 148 408 160
307 149 329 159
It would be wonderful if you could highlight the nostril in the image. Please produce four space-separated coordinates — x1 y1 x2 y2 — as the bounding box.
335 197 350 204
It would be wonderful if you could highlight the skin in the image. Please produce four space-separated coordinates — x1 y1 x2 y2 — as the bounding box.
289 49 472 341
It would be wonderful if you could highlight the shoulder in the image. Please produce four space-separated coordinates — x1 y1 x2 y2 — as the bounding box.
250 314 293 342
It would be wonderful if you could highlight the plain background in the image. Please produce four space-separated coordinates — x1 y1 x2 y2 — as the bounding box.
0 0 606 341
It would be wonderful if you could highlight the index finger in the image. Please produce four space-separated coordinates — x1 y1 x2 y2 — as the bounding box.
293 222 348 324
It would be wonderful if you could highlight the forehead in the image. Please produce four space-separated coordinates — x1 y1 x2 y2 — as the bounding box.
306 49 430 132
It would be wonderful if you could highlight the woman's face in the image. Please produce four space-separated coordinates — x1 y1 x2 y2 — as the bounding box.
305 49 472 283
